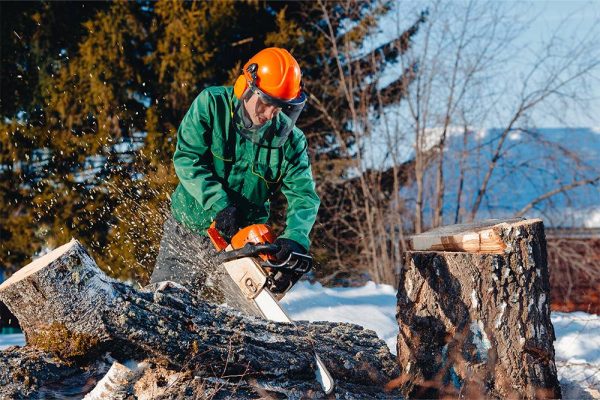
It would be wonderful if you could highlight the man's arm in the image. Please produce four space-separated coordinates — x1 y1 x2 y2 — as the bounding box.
279 134 321 251
173 90 230 219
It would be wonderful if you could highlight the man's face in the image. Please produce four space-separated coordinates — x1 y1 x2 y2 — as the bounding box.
243 92 281 126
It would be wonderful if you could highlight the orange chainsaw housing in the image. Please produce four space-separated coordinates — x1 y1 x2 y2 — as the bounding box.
208 222 276 261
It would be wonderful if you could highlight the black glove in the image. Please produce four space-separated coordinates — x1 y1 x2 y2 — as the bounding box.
273 238 306 262
215 206 240 241
265 239 309 294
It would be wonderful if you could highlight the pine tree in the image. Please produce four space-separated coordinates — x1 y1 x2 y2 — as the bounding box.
1 0 425 286
1 1 300 281
0 1 109 273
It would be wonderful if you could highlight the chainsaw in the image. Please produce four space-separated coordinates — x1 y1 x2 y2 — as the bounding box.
207 222 335 394
208 223 312 296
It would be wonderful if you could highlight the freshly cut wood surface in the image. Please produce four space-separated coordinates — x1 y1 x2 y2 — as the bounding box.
408 218 537 254
0 239 78 290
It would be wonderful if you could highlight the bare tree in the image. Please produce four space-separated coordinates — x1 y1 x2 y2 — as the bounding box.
388 1 600 231
391 0 520 232
309 0 424 285
307 0 599 286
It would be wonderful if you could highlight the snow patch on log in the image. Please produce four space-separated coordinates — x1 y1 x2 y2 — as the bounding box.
469 320 491 359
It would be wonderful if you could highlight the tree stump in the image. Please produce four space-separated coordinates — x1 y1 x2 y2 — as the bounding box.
0 239 401 398
397 218 561 399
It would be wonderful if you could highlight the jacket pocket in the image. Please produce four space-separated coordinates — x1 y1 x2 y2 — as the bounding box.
250 161 282 185
250 146 284 186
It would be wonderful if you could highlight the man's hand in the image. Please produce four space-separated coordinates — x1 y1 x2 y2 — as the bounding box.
273 238 306 262
215 206 240 241
268 238 307 293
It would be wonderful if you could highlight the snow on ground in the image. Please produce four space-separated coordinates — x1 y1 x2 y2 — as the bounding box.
281 281 399 352
0 334 26 349
553 312 600 365
552 312 600 398
283 281 600 396
1 281 598 395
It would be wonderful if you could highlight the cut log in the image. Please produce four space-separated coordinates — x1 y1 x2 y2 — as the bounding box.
83 360 149 400
397 219 561 399
0 239 401 398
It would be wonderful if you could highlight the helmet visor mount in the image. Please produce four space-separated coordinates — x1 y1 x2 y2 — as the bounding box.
233 79 306 148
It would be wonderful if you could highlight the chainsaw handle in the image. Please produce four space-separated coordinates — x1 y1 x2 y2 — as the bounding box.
262 252 313 274
215 243 279 264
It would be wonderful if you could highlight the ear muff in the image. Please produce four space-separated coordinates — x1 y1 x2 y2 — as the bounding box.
234 63 259 99
233 75 248 99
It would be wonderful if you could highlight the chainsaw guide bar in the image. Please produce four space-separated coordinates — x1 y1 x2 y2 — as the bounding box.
223 257 335 394
208 223 335 394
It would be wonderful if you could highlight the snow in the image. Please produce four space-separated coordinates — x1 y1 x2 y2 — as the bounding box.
469 319 492 360
362 124 600 229
0 334 26 348
443 127 600 228
280 281 399 352
553 312 600 365
1 281 599 394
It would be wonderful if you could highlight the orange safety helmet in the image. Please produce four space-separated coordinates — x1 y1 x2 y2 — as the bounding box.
234 47 304 102
232 48 307 148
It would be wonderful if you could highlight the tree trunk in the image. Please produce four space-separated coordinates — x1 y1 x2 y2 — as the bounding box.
0 239 401 399
396 219 561 399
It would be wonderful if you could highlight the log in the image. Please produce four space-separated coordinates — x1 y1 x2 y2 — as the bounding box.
397 219 561 399
0 346 109 399
0 239 401 398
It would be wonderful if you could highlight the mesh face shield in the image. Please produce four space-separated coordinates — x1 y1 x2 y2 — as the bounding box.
233 84 306 148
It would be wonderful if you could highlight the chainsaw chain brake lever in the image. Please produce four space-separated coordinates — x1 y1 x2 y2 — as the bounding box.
215 243 279 264
261 252 313 274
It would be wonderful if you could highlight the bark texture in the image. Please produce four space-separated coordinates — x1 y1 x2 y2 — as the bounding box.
0 239 401 399
0 346 111 399
397 219 561 399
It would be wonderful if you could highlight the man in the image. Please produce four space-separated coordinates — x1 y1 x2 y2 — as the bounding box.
150 48 320 304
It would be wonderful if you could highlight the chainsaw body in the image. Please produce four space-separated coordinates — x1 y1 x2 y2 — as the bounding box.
208 222 312 297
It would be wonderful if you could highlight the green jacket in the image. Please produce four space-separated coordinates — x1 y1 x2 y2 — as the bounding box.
170 86 320 251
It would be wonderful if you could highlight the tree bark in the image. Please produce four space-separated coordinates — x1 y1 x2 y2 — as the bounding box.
0 346 106 399
0 239 401 399
397 219 561 399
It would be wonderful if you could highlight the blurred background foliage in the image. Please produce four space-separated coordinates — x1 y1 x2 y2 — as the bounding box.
1 1 423 285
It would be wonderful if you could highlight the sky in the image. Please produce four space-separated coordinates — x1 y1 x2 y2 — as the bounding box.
515 0 600 127
370 0 600 128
